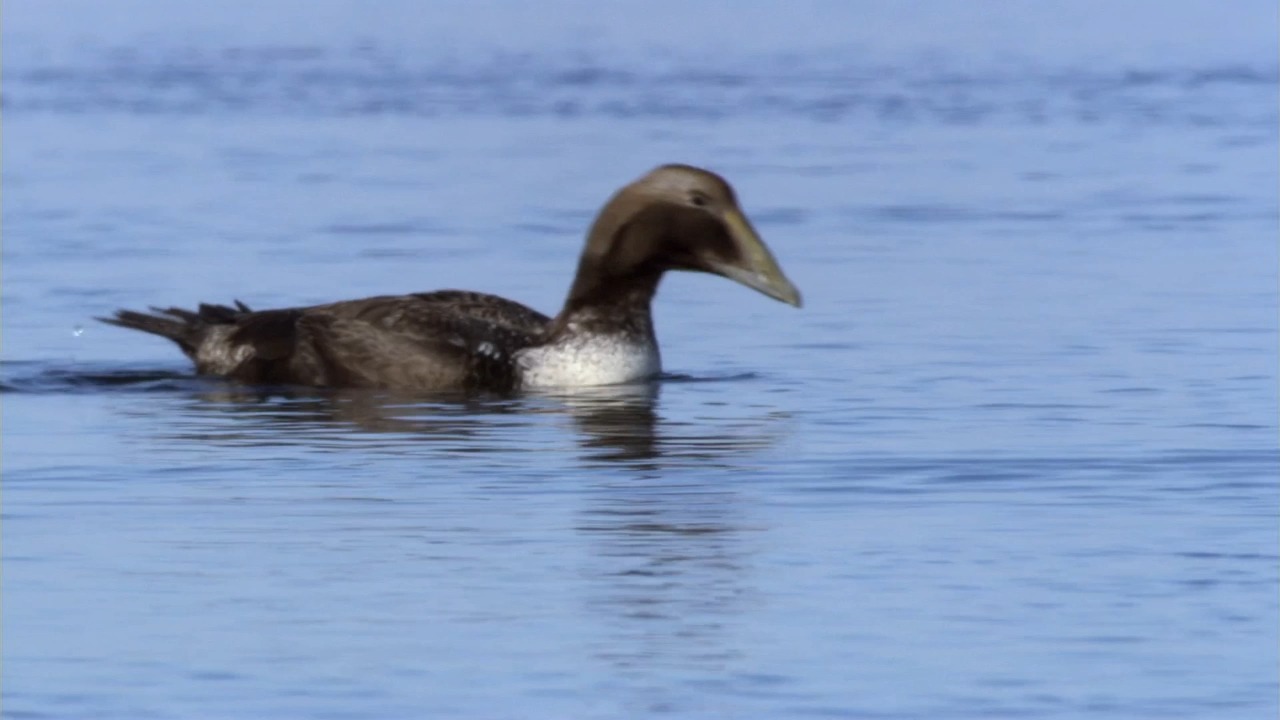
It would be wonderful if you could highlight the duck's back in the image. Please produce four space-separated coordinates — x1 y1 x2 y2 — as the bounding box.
103 291 552 392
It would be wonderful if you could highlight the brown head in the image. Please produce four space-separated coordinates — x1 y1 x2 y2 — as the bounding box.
563 164 802 311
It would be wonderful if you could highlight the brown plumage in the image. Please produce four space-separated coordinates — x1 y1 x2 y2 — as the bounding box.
100 164 802 393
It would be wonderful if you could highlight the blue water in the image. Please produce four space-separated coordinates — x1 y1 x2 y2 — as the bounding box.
4 2 1278 718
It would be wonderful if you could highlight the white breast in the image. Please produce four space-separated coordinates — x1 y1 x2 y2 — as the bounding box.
516 335 661 389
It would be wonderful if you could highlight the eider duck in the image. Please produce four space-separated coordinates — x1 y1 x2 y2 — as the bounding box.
100 164 802 392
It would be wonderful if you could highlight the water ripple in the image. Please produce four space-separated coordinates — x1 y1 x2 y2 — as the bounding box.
5 45 1275 126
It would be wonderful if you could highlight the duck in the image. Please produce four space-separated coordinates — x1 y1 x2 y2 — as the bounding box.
99 164 802 393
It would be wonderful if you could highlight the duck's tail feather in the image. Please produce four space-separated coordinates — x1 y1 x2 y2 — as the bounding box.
97 302 253 358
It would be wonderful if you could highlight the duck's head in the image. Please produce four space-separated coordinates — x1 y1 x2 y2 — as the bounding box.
567 164 802 308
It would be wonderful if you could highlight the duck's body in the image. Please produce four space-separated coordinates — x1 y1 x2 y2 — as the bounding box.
101 165 801 393
117 289 659 392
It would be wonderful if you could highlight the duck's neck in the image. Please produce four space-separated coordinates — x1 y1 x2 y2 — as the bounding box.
552 193 670 342
551 271 663 343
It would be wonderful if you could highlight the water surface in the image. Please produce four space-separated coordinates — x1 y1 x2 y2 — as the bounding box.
4 2 1278 718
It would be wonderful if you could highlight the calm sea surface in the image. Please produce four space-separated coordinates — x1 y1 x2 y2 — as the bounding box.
3 2 1278 718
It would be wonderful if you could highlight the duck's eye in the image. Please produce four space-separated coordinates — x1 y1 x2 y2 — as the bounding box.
689 192 710 207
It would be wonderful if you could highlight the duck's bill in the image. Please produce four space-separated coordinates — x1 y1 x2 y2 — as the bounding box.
712 209 803 308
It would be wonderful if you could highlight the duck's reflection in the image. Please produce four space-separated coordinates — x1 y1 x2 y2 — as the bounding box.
549 384 662 463
102 370 773 693
576 477 750 684
126 378 786 472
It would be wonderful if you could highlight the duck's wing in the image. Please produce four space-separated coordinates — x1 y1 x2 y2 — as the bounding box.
405 290 551 336
101 292 551 392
